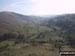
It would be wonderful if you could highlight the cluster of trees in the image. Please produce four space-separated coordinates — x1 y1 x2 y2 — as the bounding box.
0 30 64 45
0 32 25 43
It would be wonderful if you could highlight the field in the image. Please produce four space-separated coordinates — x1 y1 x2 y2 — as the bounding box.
0 41 74 56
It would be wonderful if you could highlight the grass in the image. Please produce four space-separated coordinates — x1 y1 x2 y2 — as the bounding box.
0 40 15 47
0 42 74 56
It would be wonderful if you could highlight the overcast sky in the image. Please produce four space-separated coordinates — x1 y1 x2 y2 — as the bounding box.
0 0 75 15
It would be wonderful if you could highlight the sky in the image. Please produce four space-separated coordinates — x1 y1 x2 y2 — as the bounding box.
0 0 75 15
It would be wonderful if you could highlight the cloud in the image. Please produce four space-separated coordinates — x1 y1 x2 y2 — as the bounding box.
29 0 75 15
4 0 34 15
3 0 75 15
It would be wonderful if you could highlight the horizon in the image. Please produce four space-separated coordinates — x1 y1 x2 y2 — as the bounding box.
1 11 74 17
0 11 75 17
0 0 75 15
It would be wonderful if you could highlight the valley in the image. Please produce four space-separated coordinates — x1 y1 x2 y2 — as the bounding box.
0 11 75 56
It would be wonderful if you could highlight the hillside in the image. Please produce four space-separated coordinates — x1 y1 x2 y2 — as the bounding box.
0 12 46 35
43 14 75 45
0 11 28 35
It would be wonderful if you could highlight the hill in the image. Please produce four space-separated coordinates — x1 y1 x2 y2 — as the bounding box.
43 14 75 45
0 11 75 46
0 11 28 35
